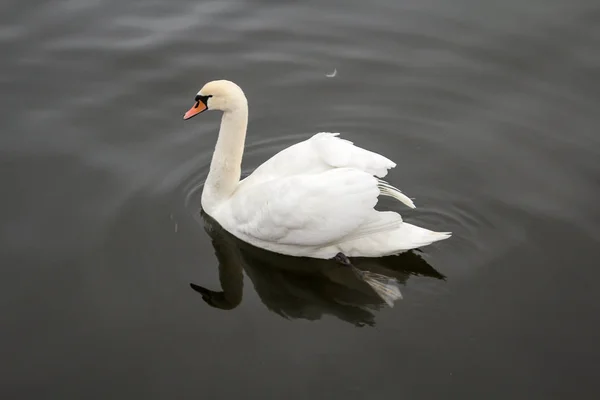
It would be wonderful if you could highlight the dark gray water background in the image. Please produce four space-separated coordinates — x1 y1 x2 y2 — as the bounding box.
1 0 599 398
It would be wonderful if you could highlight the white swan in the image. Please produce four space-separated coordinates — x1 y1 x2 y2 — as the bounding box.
183 80 450 304
183 79 451 258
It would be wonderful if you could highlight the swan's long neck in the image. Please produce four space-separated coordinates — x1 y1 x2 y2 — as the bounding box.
201 103 248 214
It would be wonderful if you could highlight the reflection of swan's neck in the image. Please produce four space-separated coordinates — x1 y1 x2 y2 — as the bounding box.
201 103 248 214
191 214 245 310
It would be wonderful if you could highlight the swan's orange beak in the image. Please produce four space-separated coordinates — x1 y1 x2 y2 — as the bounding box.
183 101 207 120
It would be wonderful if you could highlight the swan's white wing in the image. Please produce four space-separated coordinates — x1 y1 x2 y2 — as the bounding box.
310 132 396 178
240 132 394 185
238 133 415 209
228 168 381 246
313 133 415 208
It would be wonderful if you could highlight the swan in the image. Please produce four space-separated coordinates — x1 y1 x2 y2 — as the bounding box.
182 80 451 305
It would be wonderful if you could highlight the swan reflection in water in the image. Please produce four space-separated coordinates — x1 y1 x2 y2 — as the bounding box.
190 212 445 327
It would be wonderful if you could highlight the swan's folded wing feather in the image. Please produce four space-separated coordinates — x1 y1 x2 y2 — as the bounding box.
310 132 396 178
229 168 380 246
239 132 397 191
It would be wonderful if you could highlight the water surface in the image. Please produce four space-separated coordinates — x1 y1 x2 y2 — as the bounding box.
1 0 599 398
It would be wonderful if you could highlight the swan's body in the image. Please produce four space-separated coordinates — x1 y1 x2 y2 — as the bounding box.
183 80 451 261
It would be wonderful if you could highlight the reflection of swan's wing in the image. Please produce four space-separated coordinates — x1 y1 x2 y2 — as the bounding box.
353 252 446 282
191 213 445 326
240 248 383 327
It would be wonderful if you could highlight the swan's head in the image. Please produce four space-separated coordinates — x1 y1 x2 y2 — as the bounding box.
183 80 247 120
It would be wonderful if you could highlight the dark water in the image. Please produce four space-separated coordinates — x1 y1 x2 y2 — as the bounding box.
2 0 600 398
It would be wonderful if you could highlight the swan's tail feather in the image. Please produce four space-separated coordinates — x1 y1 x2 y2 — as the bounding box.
393 223 452 249
377 179 415 209
339 221 451 257
352 268 403 306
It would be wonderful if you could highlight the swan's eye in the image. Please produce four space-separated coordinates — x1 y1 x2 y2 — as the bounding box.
194 94 213 106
